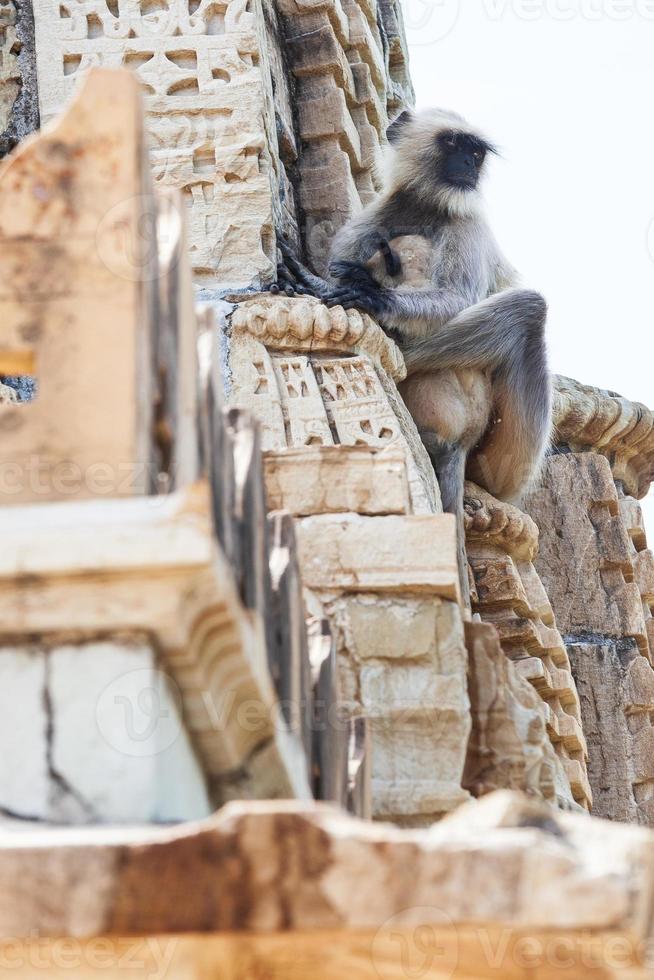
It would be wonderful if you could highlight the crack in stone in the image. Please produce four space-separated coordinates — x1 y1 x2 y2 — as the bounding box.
42 656 100 823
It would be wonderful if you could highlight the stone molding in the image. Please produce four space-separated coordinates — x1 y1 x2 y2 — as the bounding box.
231 293 406 380
553 374 654 499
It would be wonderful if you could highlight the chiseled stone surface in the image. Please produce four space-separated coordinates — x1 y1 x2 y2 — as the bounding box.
527 452 654 826
264 445 410 516
464 482 591 811
553 375 654 500
296 513 459 600
230 295 441 514
313 592 471 825
568 639 654 827
463 621 578 810
526 454 650 655
275 0 413 274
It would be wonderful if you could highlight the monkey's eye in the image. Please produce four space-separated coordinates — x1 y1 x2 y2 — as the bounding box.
444 136 457 149
473 150 484 165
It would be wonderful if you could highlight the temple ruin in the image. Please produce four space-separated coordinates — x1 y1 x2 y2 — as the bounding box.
0 1 653 976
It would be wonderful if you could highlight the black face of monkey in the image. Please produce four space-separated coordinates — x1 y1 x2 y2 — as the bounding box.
438 132 490 189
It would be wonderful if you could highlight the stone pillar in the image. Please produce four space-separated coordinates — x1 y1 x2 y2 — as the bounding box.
0 0 39 158
228 293 473 826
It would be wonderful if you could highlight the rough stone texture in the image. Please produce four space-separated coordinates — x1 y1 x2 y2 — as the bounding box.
292 510 467 824
228 291 470 827
31 0 279 289
0 68 158 503
526 454 650 656
619 490 654 660
275 0 413 273
568 640 654 827
464 482 591 811
296 513 459 600
0 639 211 824
463 621 577 809
526 451 654 825
0 0 39 158
0 792 652 980
302 591 471 825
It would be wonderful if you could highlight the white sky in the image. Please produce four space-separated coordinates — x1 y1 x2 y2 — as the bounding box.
404 1 654 534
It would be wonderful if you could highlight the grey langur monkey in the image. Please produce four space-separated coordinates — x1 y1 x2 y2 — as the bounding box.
277 108 551 594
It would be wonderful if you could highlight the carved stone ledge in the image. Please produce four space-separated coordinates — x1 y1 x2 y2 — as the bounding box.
464 480 539 562
553 374 654 499
0 791 653 980
464 482 591 811
230 294 406 381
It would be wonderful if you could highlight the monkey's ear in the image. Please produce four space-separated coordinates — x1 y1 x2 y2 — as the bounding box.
386 110 413 144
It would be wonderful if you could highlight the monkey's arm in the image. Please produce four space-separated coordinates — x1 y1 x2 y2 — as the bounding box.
490 253 520 294
274 237 399 299
325 280 468 329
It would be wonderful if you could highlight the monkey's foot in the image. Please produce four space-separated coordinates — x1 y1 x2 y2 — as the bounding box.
269 238 330 299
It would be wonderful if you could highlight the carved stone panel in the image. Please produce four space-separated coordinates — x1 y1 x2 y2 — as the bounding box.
229 295 441 513
32 0 278 287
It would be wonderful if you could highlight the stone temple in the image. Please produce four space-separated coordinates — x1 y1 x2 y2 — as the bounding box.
0 1 653 976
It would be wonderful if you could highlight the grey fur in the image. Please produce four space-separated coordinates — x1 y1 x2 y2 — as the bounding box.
325 109 551 508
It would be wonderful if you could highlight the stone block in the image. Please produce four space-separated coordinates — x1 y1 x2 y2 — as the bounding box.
317 593 470 824
264 445 410 516
0 69 156 504
296 513 460 601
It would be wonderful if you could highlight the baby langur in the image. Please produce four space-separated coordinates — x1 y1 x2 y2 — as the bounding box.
278 108 551 598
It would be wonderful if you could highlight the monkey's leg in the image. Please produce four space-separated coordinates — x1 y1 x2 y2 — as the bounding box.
467 367 549 501
403 288 551 502
420 432 470 605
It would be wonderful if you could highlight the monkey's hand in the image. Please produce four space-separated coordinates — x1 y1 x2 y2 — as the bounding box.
324 283 392 318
